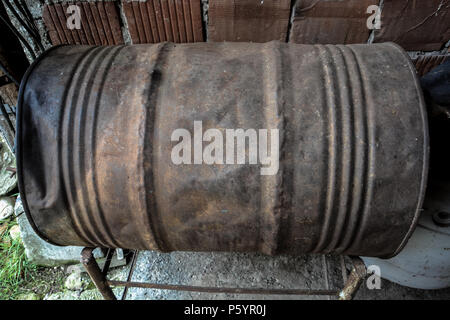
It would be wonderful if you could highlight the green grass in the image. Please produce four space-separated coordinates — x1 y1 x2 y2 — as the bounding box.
0 218 37 300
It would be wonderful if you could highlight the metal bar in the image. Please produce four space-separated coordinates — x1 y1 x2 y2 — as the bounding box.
101 248 115 276
0 11 36 59
6 0 44 51
0 74 13 86
120 250 139 300
0 99 15 135
340 255 348 284
321 255 330 300
338 257 366 300
0 62 19 86
81 247 117 300
108 280 338 296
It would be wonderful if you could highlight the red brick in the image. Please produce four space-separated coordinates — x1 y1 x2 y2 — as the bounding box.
122 0 204 44
43 1 123 45
289 0 378 44
208 0 291 42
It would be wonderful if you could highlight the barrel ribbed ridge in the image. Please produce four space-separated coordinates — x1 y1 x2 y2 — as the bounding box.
60 46 125 248
334 45 370 253
85 46 126 249
259 41 284 255
312 44 373 253
343 46 376 254
141 43 173 251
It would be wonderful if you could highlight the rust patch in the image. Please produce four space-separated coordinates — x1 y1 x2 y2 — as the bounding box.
17 43 428 257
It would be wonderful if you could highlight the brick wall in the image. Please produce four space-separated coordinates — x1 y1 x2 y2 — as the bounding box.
6 0 450 75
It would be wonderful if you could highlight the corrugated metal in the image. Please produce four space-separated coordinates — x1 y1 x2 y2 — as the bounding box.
43 2 123 45
413 55 448 77
123 0 203 44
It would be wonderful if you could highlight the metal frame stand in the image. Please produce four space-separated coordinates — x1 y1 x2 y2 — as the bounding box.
81 247 367 300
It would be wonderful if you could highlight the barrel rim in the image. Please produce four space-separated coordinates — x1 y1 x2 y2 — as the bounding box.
16 45 66 247
383 42 430 259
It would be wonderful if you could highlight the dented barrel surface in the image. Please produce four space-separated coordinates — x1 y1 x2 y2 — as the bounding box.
17 42 428 258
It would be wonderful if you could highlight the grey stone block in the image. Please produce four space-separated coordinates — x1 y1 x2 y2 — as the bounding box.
0 196 15 220
15 196 102 266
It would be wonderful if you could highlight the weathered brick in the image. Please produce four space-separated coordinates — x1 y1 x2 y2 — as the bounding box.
43 1 123 45
373 0 450 51
122 0 203 44
208 0 291 42
289 0 377 44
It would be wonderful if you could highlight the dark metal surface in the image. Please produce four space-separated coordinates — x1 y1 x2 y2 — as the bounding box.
17 42 428 257
0 74 13 87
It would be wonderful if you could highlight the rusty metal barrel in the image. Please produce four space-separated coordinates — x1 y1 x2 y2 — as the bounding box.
16 42 428 258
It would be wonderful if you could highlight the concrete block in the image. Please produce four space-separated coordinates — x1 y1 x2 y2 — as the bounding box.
15 196 103 267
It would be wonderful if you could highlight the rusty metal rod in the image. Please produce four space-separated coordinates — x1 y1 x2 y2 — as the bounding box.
338 257 367 300
120 250 139 300
81 247 117 300
0 100 15 135
107 280 338 296
102 248 115 276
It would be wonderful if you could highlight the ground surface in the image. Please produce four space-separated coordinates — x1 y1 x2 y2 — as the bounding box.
5 248 450 300
122 251 450 300
26 250 447 300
